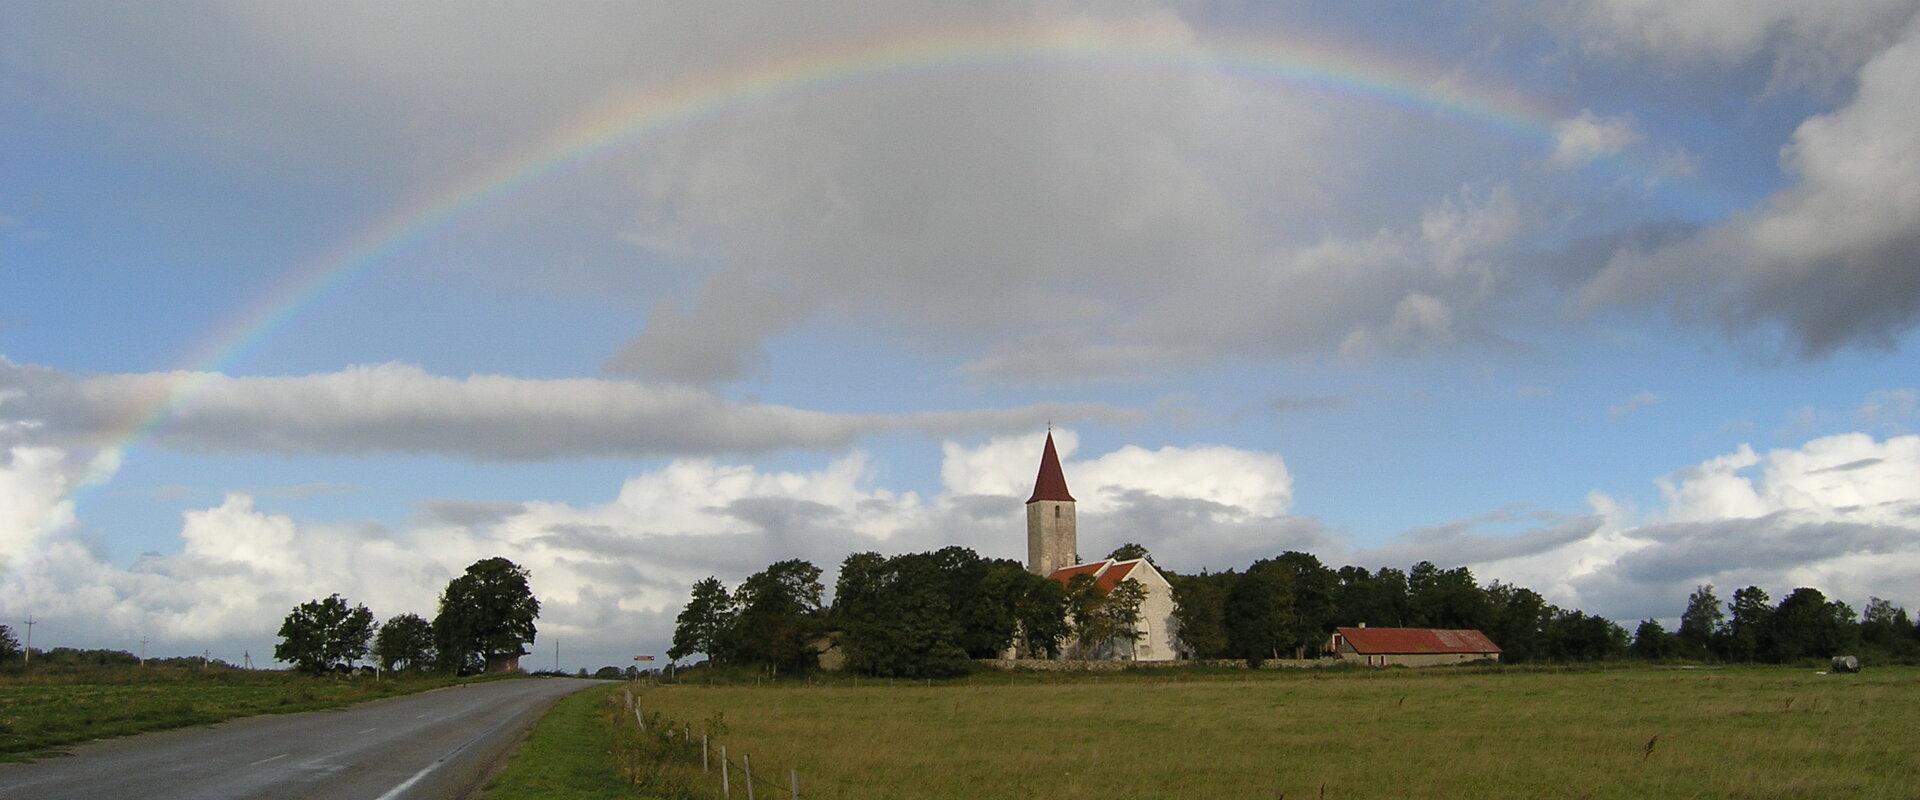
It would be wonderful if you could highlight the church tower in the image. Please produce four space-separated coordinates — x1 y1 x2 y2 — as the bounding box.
1026 432 1077 576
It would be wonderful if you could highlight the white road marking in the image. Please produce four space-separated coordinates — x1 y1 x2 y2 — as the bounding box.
372 701 524 800
247 753 289 766
358 727 378 734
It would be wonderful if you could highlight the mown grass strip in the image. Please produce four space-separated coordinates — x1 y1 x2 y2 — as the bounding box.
482 683 633 800
0 667 501 760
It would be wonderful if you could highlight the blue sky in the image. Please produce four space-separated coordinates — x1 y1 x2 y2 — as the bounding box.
5 1 1920 670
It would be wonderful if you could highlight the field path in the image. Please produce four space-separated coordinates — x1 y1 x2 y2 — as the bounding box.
0 676 606 799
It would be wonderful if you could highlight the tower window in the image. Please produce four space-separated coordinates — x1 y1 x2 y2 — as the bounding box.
1055 506 1060 519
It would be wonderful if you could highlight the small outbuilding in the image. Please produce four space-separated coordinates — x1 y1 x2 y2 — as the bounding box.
1328 625 1501 667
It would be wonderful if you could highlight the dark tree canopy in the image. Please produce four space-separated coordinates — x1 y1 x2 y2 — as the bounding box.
729 559 825 673
1224 562 1296 663
1171 571 1233 659
373 612 436 671
275 594 375 673
669 576 736 663
0 624 18 663
434 557 540 672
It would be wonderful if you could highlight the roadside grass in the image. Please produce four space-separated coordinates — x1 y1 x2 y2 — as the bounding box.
0 666 501 760
633 665 1920 800
484 682 706 800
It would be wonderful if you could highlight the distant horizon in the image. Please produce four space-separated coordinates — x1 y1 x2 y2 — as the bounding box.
5 2 1920 672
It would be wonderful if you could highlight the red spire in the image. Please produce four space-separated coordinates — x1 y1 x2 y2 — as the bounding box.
1027 432 1075 504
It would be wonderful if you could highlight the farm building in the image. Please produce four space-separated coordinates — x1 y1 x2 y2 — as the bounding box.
1327 625 1501 667
1023 432 1180 661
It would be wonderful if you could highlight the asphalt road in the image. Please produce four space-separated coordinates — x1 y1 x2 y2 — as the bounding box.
0 677 607 800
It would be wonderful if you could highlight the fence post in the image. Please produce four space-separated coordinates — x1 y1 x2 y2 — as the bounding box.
744 754 756 800
634 707 646 733
722 745 730 798
790 768 799 800
623 688 633 710
702 734 709 773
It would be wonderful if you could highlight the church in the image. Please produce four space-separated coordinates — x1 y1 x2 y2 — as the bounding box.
1024 432 1181 661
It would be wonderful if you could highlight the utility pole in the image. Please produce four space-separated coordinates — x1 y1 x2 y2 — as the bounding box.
140 637 149 666
202 649 211 671
243 651 252 670
554 639 560 673
22 616 33 668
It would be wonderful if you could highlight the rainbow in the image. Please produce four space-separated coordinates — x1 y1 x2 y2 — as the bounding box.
114 18 1583 457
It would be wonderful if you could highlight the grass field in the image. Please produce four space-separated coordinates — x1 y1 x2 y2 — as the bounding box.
0 667 495 759
482 683 635 800
629 666 1920 800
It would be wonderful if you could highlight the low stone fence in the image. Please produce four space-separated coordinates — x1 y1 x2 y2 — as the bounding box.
975 657 1333 672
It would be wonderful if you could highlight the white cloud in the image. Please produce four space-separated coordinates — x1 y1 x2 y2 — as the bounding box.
0 430 1306 664
1556 0 1919 91
1583 18 1920 355
0 357 1135 461
1550 110 1644 166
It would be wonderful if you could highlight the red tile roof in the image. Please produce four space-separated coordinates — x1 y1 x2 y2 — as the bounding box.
1027 432 1075 503
1047 559 1140 593
1335 627 1501 655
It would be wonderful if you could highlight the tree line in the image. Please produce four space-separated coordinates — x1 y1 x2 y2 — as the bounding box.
273 556 541 674
671 543 1920 677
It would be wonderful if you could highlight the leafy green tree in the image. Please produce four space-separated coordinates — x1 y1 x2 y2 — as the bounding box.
1631 619 1684 660
0 624 18 663
373 613 435 671
1331 566 1409 630
1678 584 1725 658
1860 597 1917 659
1408 561 1492 631
1483 581 1552 663
1107 543 1156 566
1010 570 1070 659
1063 574 1146 659
1543 609 1628 661
433 557 541 673
1726 586 1772 662
669 577 737 663
275 594 375 673
1262 552 1337 656
1224 563 1296 664
835 552 969 677
730 559 824 674
1765 588 1856 662
1171 571 1233 659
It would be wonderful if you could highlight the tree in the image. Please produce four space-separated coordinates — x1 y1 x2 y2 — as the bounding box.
0 624 18 663
1543 609 1628 661
1766 588 1856 662
1263 552 1337 656
834 551 969 678
434 557 541 673
669 577 737 663
1678 584 1725 657
1107 543 1156 566
1224 563 1296 664
1726 586 1772 662
1860 597 1917 660
275 594 375 673
1631 619 1684 660
1331 566 1409 631
1063 574 1146 659
1408 561 1491 631
1171 571 1233 659
729 559 824 673
1483 582 1552 663
373 613 435 672
1010 570 1070 659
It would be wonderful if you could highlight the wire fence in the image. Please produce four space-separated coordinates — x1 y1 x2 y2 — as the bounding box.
615 684 821 800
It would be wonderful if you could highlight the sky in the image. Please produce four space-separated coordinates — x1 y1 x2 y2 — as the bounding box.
4 0 1920 672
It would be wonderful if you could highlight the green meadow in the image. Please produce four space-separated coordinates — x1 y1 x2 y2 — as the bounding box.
608 666 1920 800
0 667 489 759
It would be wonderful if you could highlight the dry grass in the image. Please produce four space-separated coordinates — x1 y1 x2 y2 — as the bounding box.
635 666 1920 799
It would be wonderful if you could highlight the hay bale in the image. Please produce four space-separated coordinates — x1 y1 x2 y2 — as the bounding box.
1830 655 1860 673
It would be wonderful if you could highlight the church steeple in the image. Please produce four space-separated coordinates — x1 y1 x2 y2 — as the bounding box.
1026 431 1077 575
1027 431 1075 504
